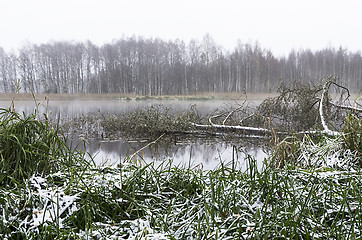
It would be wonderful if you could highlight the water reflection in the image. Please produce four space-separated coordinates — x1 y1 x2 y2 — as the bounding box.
84 137 269 171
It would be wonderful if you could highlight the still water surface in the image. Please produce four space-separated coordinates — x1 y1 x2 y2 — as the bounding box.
83 137 268 171
0 98 268 170
0 98 262 117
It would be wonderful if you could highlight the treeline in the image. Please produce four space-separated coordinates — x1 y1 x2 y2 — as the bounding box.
0 35 361 95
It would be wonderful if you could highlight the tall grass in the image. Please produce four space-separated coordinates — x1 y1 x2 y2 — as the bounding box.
343 113 362 162
0 107 88 186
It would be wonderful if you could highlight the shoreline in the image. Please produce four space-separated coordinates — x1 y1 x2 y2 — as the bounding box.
0 92 279 101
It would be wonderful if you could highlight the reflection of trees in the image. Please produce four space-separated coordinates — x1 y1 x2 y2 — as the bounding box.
84 138 267 169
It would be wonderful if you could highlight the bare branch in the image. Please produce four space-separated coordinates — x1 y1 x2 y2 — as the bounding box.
128 134 165 163
240 113 256 124
319 81 331 132
319 80 340 136
208 113 223 126
330 81 351 99
329 101 362 113
222 105 243 125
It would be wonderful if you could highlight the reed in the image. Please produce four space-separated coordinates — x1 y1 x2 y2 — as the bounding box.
0 107 87 187
343 113 362 162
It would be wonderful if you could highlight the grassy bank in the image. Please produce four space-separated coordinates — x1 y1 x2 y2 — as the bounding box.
1 107 362 239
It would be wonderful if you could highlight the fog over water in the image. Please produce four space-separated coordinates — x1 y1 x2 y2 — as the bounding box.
0 98 262 118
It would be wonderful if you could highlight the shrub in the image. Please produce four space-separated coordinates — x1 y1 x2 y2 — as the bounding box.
101 105 201 138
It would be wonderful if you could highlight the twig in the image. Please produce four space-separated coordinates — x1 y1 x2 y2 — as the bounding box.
128 133 165 162
240 113 256 124
330 81 351 99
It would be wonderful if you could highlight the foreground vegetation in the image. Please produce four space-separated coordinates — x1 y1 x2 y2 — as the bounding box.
1 88 362 239
2 154 362 239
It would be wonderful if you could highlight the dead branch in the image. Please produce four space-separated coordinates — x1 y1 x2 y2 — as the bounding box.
208 113 223 126
191 122 273 134
318 78 362 136
240 113 256 124
330 81 351 99
128 133 165 162
223 105 243 125
319 81 331 132
329 101 362 113
191 78 359 138
319 80 340 136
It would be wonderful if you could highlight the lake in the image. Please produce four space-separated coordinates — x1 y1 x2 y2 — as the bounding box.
0 98 268 170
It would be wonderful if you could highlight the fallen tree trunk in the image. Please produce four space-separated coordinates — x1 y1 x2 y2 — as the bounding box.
190 77 360 138
191 122 275 136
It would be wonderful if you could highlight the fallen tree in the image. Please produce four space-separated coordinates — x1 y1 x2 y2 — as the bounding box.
63 76 360 142
191 76 361 138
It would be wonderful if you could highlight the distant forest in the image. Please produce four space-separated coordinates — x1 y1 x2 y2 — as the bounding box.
0 35 361 95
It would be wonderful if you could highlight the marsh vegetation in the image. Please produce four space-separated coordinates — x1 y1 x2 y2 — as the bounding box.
1 79 362 239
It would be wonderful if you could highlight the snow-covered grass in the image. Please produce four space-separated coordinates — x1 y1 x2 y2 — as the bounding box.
2 152 362 239
1 108 362 239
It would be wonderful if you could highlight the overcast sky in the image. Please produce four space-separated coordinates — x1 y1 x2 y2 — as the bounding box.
0 0 361 57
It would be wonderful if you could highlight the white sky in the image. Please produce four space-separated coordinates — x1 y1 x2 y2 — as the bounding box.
0 0 361 57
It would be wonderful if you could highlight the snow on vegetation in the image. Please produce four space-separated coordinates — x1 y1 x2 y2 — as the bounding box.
28 176 79 229
1 148 362 239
